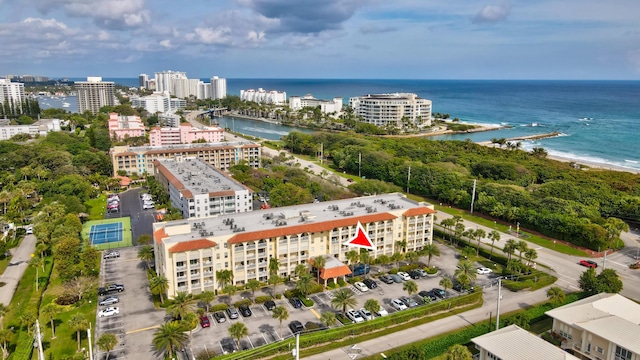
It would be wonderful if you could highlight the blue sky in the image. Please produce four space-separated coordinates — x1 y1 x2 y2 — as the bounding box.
1 0 639 79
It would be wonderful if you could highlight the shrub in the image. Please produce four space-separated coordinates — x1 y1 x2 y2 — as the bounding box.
347 276 362 284
284 289 296 299
336 313 351 325
327 282 337 289
275 293 282 299
305 322 322 331
425 267 438 274
299 296 314 307
210 303 229 312
399 264 418 272
234 299 252 308
389 268 399 274
55 293 80 306
542 331 563 346
309 283 324 294
255 295 272 304
337 278 346 286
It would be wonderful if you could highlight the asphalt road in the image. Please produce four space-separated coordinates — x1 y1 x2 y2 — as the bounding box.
0 232 36 306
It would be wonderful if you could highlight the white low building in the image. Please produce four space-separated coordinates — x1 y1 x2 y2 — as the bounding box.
349 93 432 130
0 119 61 140
289 94 342 114
131 92 171 113
240 88 287 105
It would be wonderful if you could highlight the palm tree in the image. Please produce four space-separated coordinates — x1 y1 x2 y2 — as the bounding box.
404 251 419 265
0 304 8 329
546 286 566 306
524 248 538 267
199 291 215 312
137 245 154 269
320 311 336 328
345 250 360 270
68 313 89 352
376 254 390 269
19 312 35 335
516 240 529 261
390 252 404 269
473 228 486 256
312 256 326 284
330 288 357 317
487 230 501 260
216 269 234 289
440 218 456 243
149 275 169 304
445 344 473 360
269 257 280 276
180 312 199 346
294 263 309 279
268 274 282 296
395 239 407 253
296 273 315 299
152 321 188 359
0 328 12 360
272 306 289 339
421 244 440 268
403 280 418 297
503 239 517 261
97 333 118 359
41 303 62 339
167 292 196 320
455 260 477 283
439 277 453 293
364 299 380 316
246 279 261 299
30 255 44 291
223 285 237 299
456 273 471 288
228 322 249 350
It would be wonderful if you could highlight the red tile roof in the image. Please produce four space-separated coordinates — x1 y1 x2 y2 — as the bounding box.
403 207 437 217
154 227 168 244
321 265 352 279
227 213 397 244
169 239 217 253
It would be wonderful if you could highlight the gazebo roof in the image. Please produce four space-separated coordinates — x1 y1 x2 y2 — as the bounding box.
310 255 352 280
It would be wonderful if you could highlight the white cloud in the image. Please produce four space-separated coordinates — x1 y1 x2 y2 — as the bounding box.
159 39 172 48
186 27 232 45
472 2 511 24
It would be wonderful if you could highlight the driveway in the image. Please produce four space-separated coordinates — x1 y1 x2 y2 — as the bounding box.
0 233 36 306
106 188 155 245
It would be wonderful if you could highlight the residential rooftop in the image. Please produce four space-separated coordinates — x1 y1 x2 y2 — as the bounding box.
472 325 579 360
155 158 249 197
122 140 259 152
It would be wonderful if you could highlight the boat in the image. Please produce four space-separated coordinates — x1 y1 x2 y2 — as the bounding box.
62 102 71 108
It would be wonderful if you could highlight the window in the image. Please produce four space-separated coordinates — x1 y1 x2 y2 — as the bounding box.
176 261 185 268
487 352 502 360
189 259 199 265
595 346 603 354
615 346 632 360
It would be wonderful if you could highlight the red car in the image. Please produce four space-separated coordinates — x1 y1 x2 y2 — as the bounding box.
200 315 211 328
579 259 598 268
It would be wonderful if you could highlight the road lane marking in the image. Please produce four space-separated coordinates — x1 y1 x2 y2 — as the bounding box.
125 324 160 334
309 308 321 319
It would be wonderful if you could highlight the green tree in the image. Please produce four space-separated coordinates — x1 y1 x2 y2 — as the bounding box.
97 333 118 359
405 251 419 265
345 250 360 270
0 304 7 330
294 263 309 279
167 292 196 320
296 273 315 298
41 303 62 339
149 275 169 304
228 322 249 350
272 305 289 339
473 228 486 256
439 277 453 293
579 268 600 296
152 321 188 359
503 239 517 261
330 288 357 317
137 234 153 245
68 313 89 352
180 312 199 346
364 299 380 316
0 329 12 360
269 257 281 276
604 217 629 249
199 291 216 313
445 344 473 360
403 280 418 297
395 239 407 253
20 312 35 335
390 252 404 269
596 268 623 294
516 240 529 261
524 248 538 267
320 311 336 328
456 261 476 282
268 274 282 296
487 230 501 260
312 255 326 284
246 279 261 299
421 244 440 268
137 245 154 269
223 285 237 299
546 286 566 306
216 269 234 289
440 218 456 243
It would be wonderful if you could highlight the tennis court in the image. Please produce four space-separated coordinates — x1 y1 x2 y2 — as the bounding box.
89 223 123 245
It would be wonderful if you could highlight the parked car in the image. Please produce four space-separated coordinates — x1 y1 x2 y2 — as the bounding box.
389 274 403 283
289 297 303 309
415 268 428 277
359 308 373 320
363 279 377 289
477 267 493 275
226 307 239 319
453 282 475 293
579 259 598 268
289 320 304 334
264 300 276 311
346 309 364 323
400 296 419 308
347 264 370 277
143 203 155 210
200 315 211 328
375 307 389 317
98 284 124 296
418 290 437 302
397 272 411 281
431 288 446 299
213 311 226 323
239 305 252 317
391 299 407 311
408 270 421 279
354 281 369 292
98 296 119 306
103 251 120 259
26 226 33 235
98 307 120 317
379 275 394 284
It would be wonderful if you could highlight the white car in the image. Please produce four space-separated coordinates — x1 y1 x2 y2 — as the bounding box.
26 226 33 235
346 309 364 323
397 272 411 281
353 282 369 292
391 299 407 311
359 308 373 320
143 203 155 210
98 307 120 317
477 267 493 275
375 307 389 317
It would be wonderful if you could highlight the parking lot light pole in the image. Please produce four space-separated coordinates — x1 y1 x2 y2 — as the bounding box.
496 278 502 331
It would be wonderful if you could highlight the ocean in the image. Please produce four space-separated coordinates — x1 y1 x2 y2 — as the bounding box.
52 79 640 172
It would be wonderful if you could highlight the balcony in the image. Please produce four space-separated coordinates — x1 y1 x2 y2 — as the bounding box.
234 254 244 261
246 244 256 250
235 266 245 271
175 265 187 271
247 263 256 270
278 246 288 253
258 243 268 249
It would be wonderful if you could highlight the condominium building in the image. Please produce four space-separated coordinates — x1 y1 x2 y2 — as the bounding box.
149 124 223 147
210 76 227 100
107 112 145 141
131 92 171 114
154 158 253 219
240 88 287 105
170 98 187 110
289 94 343 114
349 93 432 130
155 71 187 94
151 193 435 297
0 79 25 114
546 293 640 360
0 119 61 140
472 324 579 360
75 77 115 114
138 74 149 89
110 141 261 176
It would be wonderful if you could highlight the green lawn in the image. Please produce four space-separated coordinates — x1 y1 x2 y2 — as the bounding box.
85 194 107 220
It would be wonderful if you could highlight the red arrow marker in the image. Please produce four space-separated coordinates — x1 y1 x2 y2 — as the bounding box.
343 222 375 250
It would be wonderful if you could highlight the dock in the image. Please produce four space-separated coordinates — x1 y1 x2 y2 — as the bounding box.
505 132 561 141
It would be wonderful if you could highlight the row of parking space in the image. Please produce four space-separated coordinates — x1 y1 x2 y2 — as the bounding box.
95 254 128 360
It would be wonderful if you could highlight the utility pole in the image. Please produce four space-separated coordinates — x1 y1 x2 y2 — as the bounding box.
292 333 300 360
496 278 502 331
470 179 477 213
87 324 93 360
407 166 411 194
358 152 362 178
35 319 44 360
320 143 323 165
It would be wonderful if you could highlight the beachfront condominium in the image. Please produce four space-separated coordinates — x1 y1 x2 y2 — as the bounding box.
75 77 115 114
148 123 223 146
153 158 253 219
131 92 171 114
240 88 287 105
289 94 343 114
153 70 226 100
107 112 146 141
210 76 227 100
0 79 26 114
138 74 149 89
151 192 435 297
155 70 187 94
110 141 261 176
349 93 432 130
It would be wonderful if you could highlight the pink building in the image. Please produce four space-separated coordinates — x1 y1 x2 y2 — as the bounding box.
108 112 146 141
148 123 223 147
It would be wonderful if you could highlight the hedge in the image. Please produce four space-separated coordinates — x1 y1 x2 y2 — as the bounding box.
234 299 252 308
254 295 272 304
299 296 314 307
210 303 229 312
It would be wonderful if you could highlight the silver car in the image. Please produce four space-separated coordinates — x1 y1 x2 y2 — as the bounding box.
99 296 119 306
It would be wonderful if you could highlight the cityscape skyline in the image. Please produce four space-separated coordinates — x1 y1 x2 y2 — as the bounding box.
0 1 639 80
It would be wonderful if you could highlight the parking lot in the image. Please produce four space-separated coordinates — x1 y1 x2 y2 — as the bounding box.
105 188 156 245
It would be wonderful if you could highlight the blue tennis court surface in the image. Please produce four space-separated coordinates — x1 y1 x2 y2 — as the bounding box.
90 223 123 245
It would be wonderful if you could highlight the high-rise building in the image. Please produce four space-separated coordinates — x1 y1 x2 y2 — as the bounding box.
75 77 115 114
210 76 227 100
154 71 187 94
0 79 26 114
138 74 149 89
349 93 432 130
131 92 171 113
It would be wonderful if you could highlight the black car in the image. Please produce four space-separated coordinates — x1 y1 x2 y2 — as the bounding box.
289 297 303 309
98 284 124 296
418 290 437 302
379 275 394 284
408 270 421 279
431 288 446 299
264 300 276 311
239 305 252 317
363 279 378 289
453 282 475 293
289 320 304 334
213 311 226 323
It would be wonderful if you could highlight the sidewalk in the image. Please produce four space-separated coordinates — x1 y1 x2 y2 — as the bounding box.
0 234 37 306
304 285 551 360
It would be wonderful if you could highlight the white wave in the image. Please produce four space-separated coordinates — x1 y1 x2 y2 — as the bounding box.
546 149 640 171
625 159 639 164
